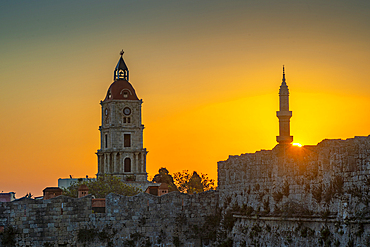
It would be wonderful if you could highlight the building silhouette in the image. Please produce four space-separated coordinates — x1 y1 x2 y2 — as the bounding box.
96 51 148 181
276 66 293 144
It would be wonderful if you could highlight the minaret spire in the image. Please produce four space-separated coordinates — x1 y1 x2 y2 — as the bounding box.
114 50 129 81
276 66 293 144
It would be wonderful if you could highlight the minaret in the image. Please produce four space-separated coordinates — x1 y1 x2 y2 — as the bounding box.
276 66 293 144
96 51 148 181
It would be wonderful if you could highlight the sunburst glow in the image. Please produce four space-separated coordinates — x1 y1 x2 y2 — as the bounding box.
293 143 302 147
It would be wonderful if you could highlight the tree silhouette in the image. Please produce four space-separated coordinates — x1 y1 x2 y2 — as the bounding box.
173 170 216 194
152 167 178 192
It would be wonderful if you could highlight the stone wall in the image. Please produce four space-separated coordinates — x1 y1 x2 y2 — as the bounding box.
218 135 370 246
218 136 370 213
0 191 219 246
232 216 370 246
2 135 370 246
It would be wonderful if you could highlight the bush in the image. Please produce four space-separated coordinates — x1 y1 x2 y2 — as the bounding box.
77 227 98 243
241 205 254 216
63 175 142 198
249 224 262 239
282 181 290 197
1 225 17 247
332 176 344 195
223 210 236 232
173 236 182 247
319 226 331 246
312 184 323 204
272 191 283 204
219 238 233 247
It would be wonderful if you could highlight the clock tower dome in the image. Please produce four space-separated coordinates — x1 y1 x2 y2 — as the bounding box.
96 51 148 181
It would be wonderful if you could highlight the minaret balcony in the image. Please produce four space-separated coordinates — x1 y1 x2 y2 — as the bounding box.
276 111 292 118
276 136 293 143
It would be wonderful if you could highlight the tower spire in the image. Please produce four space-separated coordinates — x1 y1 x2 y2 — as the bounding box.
114 50 129 81
276 66 293 144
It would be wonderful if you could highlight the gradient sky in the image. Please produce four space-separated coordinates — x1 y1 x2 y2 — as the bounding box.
1 0 370 197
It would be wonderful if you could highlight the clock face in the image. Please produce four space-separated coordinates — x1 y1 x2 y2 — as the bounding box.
123 107 131 116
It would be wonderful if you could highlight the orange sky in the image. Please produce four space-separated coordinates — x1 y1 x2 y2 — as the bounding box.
1 1 370 197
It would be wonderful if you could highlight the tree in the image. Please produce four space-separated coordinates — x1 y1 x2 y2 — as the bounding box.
173 170 191 193
62 175 142 198
187 172 203 193
173 170 216 194
62 182 82 198
152 168 178 192
200 173 216 192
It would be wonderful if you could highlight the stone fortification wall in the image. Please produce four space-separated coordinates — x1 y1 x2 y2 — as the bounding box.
2 136 370 246
218 135 370 246
0 191 219 246
218 135 370 214
232 216 370 246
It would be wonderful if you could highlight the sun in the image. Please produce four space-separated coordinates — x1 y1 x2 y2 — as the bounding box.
292 143 302 147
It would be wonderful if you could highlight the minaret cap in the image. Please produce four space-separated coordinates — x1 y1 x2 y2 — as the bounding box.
279 65 289 96
282 65 286 85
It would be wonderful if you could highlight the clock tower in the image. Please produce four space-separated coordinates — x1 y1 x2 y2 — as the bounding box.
96 51 148 181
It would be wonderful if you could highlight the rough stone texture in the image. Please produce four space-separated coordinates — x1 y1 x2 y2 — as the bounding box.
2 136 370 246
0 191 219 246
218 135 370 246
232 216 370 246
97 97 148 181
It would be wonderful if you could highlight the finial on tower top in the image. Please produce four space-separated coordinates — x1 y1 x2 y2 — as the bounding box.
282 65 286 84
114 50 129 81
